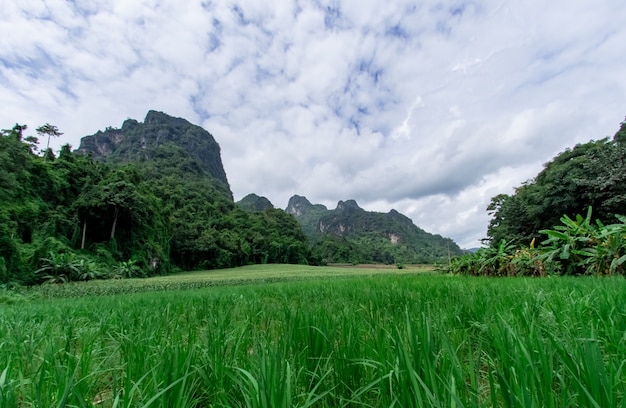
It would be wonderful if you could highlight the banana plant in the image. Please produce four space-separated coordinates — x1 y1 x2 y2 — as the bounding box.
478 239 516 276
511 239 546 276
113 259 142 278
540 207 626 276
448 253 482 276
539 207 598 275
35 251 81 283
606 215 626 274
583 216 626 275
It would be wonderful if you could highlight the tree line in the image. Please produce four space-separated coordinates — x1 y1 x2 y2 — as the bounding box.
448 117 626 276
0 124 310 285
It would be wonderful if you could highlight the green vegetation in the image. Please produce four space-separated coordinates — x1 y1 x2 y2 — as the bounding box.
287 196 463 265
237 193 274 212
0 270 623 407
0 115 310 286
459 117 626 277
449 207 626 277
486 118 626 247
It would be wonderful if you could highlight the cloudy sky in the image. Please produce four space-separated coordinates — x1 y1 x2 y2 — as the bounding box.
2 1 625 248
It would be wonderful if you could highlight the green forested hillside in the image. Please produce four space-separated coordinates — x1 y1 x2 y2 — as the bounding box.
236 193 274 212
0 114 309 285
76 110 232 197
286 196 463 264
486 119 626 246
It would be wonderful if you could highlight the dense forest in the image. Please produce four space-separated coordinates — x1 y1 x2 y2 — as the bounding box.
0 114 309 285
450 118 626 276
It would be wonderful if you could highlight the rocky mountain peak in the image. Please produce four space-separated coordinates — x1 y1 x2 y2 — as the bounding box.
336 199 362 212
286 195 327 217
75 111 230 194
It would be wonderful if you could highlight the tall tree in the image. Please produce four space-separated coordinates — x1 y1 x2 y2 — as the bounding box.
36 123 63 158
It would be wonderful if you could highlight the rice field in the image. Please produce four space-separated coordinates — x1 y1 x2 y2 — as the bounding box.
0 265 624 407
15 264 435 298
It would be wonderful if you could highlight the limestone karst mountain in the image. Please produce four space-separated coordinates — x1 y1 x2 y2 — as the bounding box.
76 110 231 197
285 195 464 264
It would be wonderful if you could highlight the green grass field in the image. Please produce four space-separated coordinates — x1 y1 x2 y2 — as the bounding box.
0 265 624 407
13 264 436 299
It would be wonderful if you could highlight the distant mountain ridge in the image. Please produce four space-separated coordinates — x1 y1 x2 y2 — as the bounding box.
285 195 463 264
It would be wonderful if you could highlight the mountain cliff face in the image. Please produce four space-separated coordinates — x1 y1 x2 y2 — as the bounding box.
76 110 231 196
286 195 463 264
286 195 328 216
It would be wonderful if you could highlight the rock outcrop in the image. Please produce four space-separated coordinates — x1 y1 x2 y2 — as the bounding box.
76 110 230 194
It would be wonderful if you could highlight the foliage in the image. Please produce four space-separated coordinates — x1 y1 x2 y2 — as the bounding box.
486 119 626 247
451 207 626 277
0 121 171 284
35 251 82 283
288 197 463 265
113 259 142 279
36 123 63 154
35 251 103 283
237 193 274 212
154 174 309 271
309 235 365 265
448 240 546 277
0 273 624 406
473 117 626 278
540 208 626 276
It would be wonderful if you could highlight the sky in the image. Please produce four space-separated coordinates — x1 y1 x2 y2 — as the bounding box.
1 1 625 248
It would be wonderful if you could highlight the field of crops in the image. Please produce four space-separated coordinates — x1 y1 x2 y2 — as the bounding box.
11 264 432 298
0 265 624 407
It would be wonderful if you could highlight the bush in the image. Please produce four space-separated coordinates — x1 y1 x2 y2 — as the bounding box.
113 259 143 279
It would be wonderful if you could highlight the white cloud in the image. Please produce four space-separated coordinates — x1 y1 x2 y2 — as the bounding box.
1 0 626 248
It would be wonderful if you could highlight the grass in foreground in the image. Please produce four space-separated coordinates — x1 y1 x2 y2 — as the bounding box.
0 269 624 407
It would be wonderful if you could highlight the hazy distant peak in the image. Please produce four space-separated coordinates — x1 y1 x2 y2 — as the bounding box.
286 195 326 217
336 199 362 212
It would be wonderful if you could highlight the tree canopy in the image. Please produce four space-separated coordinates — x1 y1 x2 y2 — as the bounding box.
486 119 626 247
